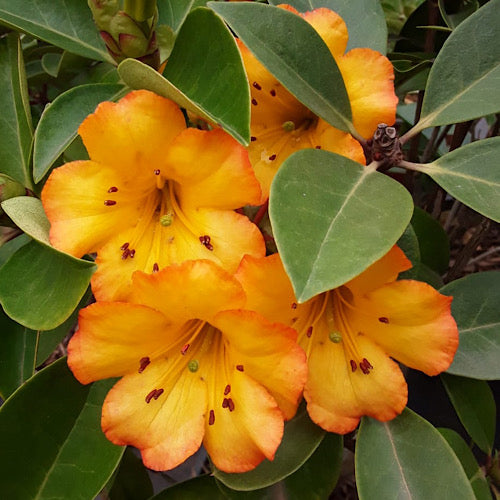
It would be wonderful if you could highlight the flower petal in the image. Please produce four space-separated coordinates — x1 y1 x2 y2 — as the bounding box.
345 246 412 296
165 128 262 208
130 260 246 323
41 160 144 256
213 309 307 419
337 48 398 138
101 358 207 471
68 302 173 384
79 90 186 174
348 280 458 375
203 370 284 472
304 332 407 433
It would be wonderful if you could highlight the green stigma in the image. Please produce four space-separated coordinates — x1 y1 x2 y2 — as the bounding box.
329 331 342 343
282 120 295 132
160 212 174 226
188 360 199 372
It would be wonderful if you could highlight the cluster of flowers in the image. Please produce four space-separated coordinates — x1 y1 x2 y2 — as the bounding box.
41 7 458 473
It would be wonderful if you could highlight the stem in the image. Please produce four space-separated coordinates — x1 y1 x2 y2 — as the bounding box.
443 198 461 232
406 91 424 159
421 126 440 162
253 200 269 226
399 160 427 172
449 120 473 151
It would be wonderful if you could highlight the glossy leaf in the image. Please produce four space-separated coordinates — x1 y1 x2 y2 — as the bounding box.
210 2 355 136
120 7 250 144
0 0 112 62
0 307 36 399
356 408 475 500
412 0 500 133
438 428 492 500
268 0 387 54
0 240 96 330
420 137 500 222
441 374 496 454
270 150 413 302
214 405 326 491
0 34 33 189
33 83 127 183
0 358 124 499
151 475 226 500
442 271 500 379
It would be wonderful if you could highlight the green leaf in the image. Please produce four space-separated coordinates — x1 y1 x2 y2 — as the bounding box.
438 428 492 500
441 271 500 380
0 240 96 330
356 408 475 500
119 8 250 144
214 405 326 491
0 358 124 499
0 233 29 266
41 51 63 77
0 34 33 189
397 223 421 268
411 206 450 274
158 0 207 33
151 475 226 500
420 137 500 222
441 374 496 454
0 307 36 399
268 0 387 54
0 0 112 63
33 83 127 183
210 2 355 136
413 0 500 133
270 150 413 302
438 0 479 29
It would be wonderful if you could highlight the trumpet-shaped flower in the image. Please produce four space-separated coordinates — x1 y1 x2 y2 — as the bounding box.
239 6 398 199
68 259 307 472
236 248 458 434
42 90 265 301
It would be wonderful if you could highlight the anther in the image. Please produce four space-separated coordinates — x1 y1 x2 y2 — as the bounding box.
251 98 258 106
121 248 130 259
129 249 135 258
153 388 164 400
138 356 150 373
252 81 262 90
160 213 174 226
199 235 214 251
145 389 157 404
282 121 295 132
362 358 373 369
315 145 322 149
227 398 235 412
350 360 357 372
152 263 159 273
153 169 160 175
104 200 116 206
250 136 257 142
236 365 244 372
209 409 215 425
378 317 389 324
222 398 229 408
188 359 199 372
270 89 276 97
224 384 231 395
291 302 297 309
120 242 130 251
108 186 118 193
269 154 277 161
306 326 313 338
180 343 190 355
329 332 342 343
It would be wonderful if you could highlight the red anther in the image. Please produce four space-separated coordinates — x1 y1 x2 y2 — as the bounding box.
145 389 157 404
306 326 313 338
291 302 297 309
104 200 116 206
269 154 277 161
270 89 276 96
227 398 235 412
315 146 322 149
362 358 373 369
350 360 357 372
236 365 244 372
129 249 135 258
108 186 118 193
250 136 257 142
252 81 262 90
222 398 229 408
224 384 231 396
154 169 161 175
153 388 164 400
209 409 215 425
138 357 150 373
180 343 190 355
251 98 258 106
121 248 130 259
378 317 389 324
152 263 159 273
120 242 129 251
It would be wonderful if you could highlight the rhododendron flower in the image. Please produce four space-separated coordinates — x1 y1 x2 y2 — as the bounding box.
239 6 398 199
42 90 264 301
68 260 307 472
236 248 458 434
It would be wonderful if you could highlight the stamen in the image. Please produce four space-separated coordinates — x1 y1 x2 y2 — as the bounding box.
153 388 164 400
227 398 235 412
224 384 231 395
329 331 342 343
152 263 159 273
291 302 297 309
108 186 118 193
350 359 357 372
160 213 174 226
181 343 190 355
250 136 257 142
145 389 157 404
269 154 277 161
154 169 161 175
362 358 373 369
222 398 229 408
378 317 389 324
199 235 214 251
270 89 276 97
138 356 150 373
236 365 244 372
120 242 129 251
104 200 116 206
251 98 258 106
315 146 322 149
209 409 215 425
306 326 313 338
188 359 199 372
129 249 135 258
282 121 295 132
252 81 262 90
121 248 130 259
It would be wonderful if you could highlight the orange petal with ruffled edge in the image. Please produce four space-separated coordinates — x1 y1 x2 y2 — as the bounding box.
130 259 246 323
165 128 262 209
79 90 186 174
101 358 207 471
68 302 175 384
345 246 412 296
213 309 306 419
41 160 145 256
203 369 284 472
348 280 458 375
304 331 407 434
337 48 398 138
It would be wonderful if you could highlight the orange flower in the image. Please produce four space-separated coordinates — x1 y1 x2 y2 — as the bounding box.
41 90 265 301
236 248 458 434
68 260 307 472
239 6 398 200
